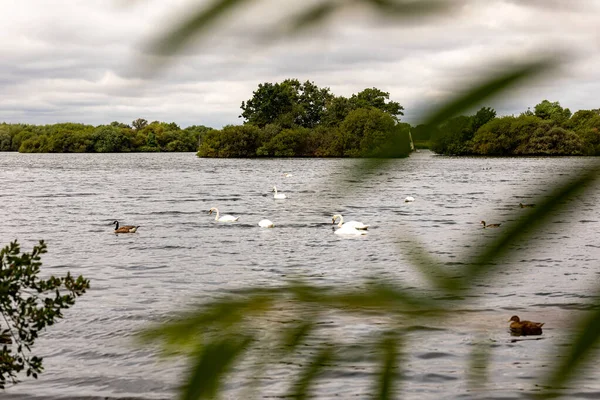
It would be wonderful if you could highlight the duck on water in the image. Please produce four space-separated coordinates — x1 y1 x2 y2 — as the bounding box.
113 221 140 233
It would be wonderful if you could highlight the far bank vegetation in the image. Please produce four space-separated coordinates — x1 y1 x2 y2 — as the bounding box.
1 80 599 157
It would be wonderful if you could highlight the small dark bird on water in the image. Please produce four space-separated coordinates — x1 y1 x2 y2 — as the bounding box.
509 315 544 336
481 220 501 228
112 220 140 233
519 203 536 208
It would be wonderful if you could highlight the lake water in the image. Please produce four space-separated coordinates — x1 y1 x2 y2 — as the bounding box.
1 151 599 399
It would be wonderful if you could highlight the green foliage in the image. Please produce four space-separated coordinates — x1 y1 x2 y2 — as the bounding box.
339 107 409 157
197 125 262 157
240 79 334 129
0 121 210 153
132 118 148 131
0 241 89 388
534 99 572 124
349 88 404 121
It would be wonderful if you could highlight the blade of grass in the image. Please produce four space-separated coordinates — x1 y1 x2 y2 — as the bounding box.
423 58 556 128
539 296 600 396
342 57 557 189
461 161 600 286
282 1 340 35
149 0 252 57
288 344 335 400
367 0 457 16
374 333 401 400
181 335 253 400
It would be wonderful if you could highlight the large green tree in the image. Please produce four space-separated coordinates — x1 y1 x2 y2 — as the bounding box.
349 87 404 121
534 100 572 124
240 79 333 128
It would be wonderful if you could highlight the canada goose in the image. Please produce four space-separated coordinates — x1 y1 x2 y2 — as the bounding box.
332 214 369 230
112 220 140 233
258 219 275 228
209 208 239 222
481 220 501 228
509 315 544 336
272 186 287 200
519 203 536 208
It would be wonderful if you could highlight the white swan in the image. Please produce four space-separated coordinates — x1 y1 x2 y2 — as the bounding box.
335 224 368 236
208 207 239 222
404 196 415 202
332 214 369 230
272 186 287 200
283 173 293 177
258 219 274 228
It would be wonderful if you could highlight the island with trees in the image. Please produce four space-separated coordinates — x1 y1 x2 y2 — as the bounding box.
424 100 600 156
1 80 599 157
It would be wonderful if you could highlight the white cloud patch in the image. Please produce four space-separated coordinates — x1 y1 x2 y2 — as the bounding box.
1 0 599 128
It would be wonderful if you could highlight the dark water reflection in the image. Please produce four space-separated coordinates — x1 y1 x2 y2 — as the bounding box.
1 151 599 399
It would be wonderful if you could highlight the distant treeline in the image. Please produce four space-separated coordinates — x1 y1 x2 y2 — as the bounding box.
197 79 412 158
0 120 212 153
3 80 599 157
421 100 600 156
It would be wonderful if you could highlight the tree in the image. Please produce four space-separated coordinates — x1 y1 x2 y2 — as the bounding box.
534 100 572 124
339 107 406 157
0 240 89 388
240 79 333 128
349 88 404 120
320 96 352 128
470 107 496 132
240 80 299 128
197 125 262 157
132 118 148 131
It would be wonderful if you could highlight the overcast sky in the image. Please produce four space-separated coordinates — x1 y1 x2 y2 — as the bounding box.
1 0 599 128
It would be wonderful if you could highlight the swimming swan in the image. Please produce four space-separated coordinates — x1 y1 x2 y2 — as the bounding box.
332 214 369 230
209 207 239 222
335 224 368 236
404 196 415 202
258 219 275 228
272 186 287 200
112 220 140 233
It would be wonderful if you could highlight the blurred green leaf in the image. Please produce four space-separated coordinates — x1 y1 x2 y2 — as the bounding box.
375 333 401 400
423 58 555 128
467 338 491 393
282 1 340 35
181 335 253 400
280 320 316 354
138 294 273 352
462 161 600 288
344 57 557 186
150 0 250 56
366 0 456 16
288 344 335 400
541 300 600 396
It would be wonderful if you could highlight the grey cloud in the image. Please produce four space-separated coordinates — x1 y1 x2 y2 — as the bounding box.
1 0 599 128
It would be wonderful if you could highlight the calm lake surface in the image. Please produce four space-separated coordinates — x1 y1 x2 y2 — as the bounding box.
1 151 599 400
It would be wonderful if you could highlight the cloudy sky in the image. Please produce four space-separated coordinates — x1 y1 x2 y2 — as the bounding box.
1 0 599 128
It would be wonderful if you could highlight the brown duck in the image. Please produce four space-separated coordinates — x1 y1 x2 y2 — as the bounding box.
112 220 140 233
519 203 536 208
509 315 544 335
481 220 501 228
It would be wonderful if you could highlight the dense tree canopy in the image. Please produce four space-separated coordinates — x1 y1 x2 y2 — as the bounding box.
430 100 600 156
0 120 213 153
197 79 411 158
